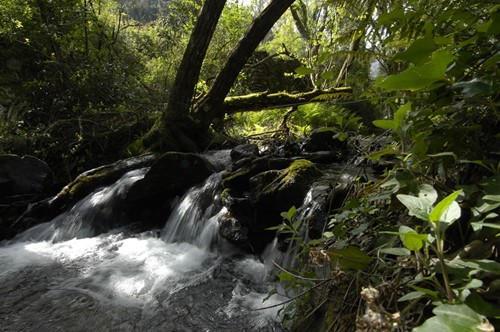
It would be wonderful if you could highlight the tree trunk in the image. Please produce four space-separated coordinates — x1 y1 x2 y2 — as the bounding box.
196 0 297 127
143 0 226 151
164 0 226 121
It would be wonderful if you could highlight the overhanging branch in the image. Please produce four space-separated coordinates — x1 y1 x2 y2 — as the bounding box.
221 87 353 114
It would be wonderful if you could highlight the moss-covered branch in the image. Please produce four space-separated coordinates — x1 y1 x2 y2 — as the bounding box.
221 88 353 114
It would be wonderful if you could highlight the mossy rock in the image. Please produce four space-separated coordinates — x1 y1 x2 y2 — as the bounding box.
251 159 322 227
221 157 291 191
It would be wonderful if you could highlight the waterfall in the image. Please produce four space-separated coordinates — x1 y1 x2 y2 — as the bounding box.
161 173 223 249
0 167 288 331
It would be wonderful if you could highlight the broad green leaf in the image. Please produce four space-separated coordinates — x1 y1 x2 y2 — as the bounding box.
377 50 454 91
280 206 296 222
395 35 437 65
398 290 425 302
448 259 500 274
365 147 398 161
418 184 438 206
328 246 371 270
483 194 500 203
413 304 494 332
429 190 462 225
471 220 500 231
377 7 405 26
395 185 437 227
295 66 313 75
379 247 411 256
317 51 331 65
372 119 395 130
451 79 494 98
277 272 295 282
394 102 412 130
399 226 427 251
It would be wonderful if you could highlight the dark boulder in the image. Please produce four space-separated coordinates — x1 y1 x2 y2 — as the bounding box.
302 128 346 153
221 156 291 192
230 144 259 162
0 154 51 198
5 154 156 239
250 159 323 225
0 154 52 239
125 152 214 227
219 159 323 252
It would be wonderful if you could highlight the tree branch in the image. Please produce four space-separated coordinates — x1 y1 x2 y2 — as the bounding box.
222 87 352 114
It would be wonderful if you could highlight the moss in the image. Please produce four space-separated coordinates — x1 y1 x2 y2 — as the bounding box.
64 168 113 199
259 159 322 195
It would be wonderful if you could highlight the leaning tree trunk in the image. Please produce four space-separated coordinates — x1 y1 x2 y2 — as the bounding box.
143 0 227 151
196 0 297 128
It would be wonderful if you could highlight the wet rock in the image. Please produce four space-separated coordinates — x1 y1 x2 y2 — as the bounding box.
218 211 249 244
0 154 51 198
222 156 291 191
302 128 345 152
250 159 323 221
220 159 323 252
230 144 259 162
6 154 157 239
125 152 214 227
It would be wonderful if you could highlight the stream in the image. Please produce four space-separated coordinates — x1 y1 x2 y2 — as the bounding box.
0 169 289 331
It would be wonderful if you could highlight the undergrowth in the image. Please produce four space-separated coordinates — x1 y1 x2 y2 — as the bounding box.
266 3 500 331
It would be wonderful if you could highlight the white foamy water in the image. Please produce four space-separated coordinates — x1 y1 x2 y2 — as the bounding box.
0 169 287 331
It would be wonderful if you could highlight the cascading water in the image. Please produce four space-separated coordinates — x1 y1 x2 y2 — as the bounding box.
0 169 287 331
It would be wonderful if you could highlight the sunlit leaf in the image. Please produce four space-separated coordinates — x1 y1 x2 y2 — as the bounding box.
395 35 437 65
377 50 454 91
373 119 395 130
429 190 462 226
413 304 494 332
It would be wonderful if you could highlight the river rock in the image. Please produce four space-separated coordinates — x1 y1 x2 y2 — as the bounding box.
219 159 323 252
301 128 345 152
0 154 51 198
230 144 259 162
125 152 214 227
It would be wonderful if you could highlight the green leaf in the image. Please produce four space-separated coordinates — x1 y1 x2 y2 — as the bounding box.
399 226 427 251
317 51 331 65
295 66 313 75
395 35 437 65
379 247 411 256
328 246 371 270
365 146 398 160
377 7 405 26
413 304 494 332
280 206 296 222
429 190 462 225
377 50 454 91
398 290 426 302
448 259 500 274
451 79 494 98
419 184 439 206
394 102 412 130
372 119 395 130
277 272 295 282
407 284 439 299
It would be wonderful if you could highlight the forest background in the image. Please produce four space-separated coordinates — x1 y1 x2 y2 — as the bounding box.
1 0 499 330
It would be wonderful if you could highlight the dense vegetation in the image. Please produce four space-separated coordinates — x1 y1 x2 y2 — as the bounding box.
1 0 498 330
